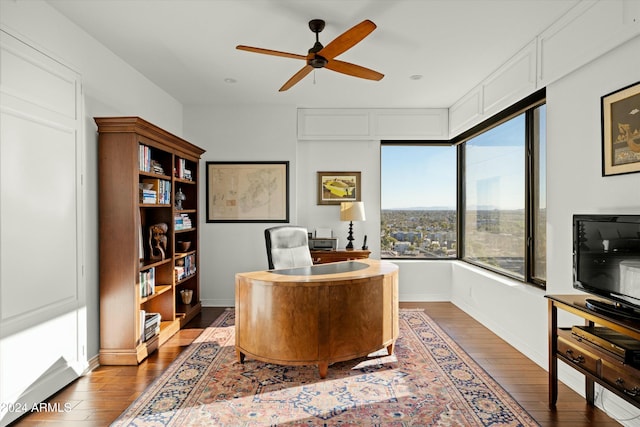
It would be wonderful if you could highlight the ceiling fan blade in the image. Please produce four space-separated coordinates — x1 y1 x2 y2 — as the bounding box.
325 59 384 81
279 65 314 91
236 45 306 60
318 19 377 60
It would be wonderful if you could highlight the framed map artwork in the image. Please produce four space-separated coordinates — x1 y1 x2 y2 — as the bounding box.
206 161 289 222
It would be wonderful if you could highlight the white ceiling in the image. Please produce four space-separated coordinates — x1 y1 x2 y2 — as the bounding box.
47 0 578 109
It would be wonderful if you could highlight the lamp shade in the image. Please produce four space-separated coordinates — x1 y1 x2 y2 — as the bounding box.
340 201 366 222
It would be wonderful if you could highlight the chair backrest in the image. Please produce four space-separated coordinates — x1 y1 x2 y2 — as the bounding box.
265 226 314 269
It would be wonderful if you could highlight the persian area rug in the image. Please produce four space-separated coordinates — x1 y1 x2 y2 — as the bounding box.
112 309 538 426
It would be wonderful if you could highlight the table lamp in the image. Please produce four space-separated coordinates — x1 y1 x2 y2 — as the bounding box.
340 201 365 250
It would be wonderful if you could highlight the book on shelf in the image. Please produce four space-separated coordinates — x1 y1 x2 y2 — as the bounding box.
139 144 166 175
175 158 193 181
139 267 155 298
139 144 151 172
139 309 146 344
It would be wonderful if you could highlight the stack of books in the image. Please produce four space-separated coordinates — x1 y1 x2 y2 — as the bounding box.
175 254 196 281
142 312 161 342
174 213 192 230
140 188 157 204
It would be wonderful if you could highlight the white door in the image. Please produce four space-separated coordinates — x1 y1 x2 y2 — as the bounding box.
0 30 85 427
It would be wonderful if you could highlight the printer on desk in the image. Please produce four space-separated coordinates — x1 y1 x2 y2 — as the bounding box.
308 228 338 250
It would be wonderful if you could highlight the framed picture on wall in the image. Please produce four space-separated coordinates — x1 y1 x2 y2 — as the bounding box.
602 81 640 176
317 171 361 205
206 161 289 222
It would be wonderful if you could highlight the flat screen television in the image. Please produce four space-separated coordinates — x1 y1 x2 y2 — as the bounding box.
573 214 640 319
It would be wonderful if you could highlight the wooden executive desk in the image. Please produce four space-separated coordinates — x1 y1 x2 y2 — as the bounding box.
235 259 399 378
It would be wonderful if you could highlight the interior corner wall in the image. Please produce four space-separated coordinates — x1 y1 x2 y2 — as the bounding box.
1 0 184 361
451 34 640 423
183 104 299 307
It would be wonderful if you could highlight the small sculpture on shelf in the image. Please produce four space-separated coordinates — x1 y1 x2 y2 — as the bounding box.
149 223 168 261
175 187 186 210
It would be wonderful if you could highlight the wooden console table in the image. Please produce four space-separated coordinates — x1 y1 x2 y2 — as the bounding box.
547 294 640 409
310 249 370 264
235 259 398 378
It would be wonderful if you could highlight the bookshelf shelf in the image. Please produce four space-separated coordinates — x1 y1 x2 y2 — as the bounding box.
139 284 172 304
96 116 205 365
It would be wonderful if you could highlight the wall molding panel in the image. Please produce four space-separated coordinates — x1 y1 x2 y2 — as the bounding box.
298 108 449 141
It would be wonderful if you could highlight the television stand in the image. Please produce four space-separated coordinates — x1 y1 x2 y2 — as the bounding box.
585 298 640 321
547 294 640 410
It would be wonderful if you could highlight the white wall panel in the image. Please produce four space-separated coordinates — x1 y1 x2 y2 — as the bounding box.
483 40 537 119
448 87 483 136
0 29 84 427
374 109 448 140
297 109 371 139
538 0 640 87
298 108 449 141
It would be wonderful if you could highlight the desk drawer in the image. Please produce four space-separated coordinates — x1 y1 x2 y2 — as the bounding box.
558 334 599 375
602 360 640 399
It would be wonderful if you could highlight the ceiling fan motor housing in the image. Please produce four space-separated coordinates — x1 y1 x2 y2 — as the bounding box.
309 54 328 68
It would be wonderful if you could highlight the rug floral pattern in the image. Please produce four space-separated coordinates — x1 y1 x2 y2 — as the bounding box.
112 309 538 426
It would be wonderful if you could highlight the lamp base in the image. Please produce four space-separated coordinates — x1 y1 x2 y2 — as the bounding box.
345 221 354 250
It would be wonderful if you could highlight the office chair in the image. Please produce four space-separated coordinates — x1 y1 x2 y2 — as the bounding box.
264 226 314 269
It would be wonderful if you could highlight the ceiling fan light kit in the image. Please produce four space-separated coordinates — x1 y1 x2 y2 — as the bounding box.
236 19 384 91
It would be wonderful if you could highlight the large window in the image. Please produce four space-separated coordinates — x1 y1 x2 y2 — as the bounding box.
462 98 546 283
463 114 526 277
380 144 457 259
380 91 546 287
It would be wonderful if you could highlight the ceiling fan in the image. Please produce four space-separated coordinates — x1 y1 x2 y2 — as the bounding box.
236 19 384 91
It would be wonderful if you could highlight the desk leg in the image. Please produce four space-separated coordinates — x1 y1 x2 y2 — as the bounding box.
318 362 328 379
548 299 558 408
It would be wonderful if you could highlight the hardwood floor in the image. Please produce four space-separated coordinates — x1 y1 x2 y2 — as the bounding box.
10 303 622 426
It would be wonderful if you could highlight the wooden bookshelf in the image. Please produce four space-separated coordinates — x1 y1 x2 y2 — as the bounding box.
96 117 205 365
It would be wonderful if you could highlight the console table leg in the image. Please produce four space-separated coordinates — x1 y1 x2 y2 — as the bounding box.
586 378 595 405
549 300 558 408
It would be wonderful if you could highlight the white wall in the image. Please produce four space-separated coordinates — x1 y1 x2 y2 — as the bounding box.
183 105 298 306
297 139 380 256
1 0 184 361
545 34 640 422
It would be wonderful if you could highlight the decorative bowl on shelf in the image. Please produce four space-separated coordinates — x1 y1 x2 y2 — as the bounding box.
139 183 153 190
178 241 191 252
180 289 193 305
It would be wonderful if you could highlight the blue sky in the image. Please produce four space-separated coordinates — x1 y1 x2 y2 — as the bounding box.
381 144 457 209
381 105 546 210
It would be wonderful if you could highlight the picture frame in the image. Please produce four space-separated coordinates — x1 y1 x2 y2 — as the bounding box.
206 161 289 223
317 171 361 205
602 81 640 176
